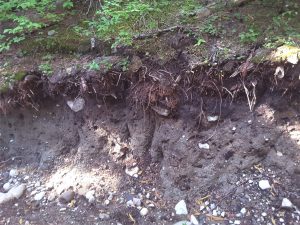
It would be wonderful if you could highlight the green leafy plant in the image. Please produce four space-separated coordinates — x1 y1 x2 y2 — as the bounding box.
239 28 260 43
195 37 206 46
88 61 100 71
0 0 73 52
62 0 74 9
39 63 53 76
200 15 219 36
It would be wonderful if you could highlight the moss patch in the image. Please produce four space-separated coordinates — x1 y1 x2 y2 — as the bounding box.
20 28 91 54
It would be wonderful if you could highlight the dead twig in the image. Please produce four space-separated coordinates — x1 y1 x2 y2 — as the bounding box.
134 26 183 40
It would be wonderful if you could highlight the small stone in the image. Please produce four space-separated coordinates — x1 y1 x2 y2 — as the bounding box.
47 30 56 36
281 198 293 208
234 220 241 225
146 193 150 199
175 200 188 215
59 208 66 212
67 98 85 112
34 191 45 201
207 115 218 122
259 180 271 190
279 218 284 222
212 210 218 216
104 199 110 205
133 197 142 207
140 208 148 216
232 127 236 131
59 190 75 204
240 208 247 214
210 203 216 210
248 120 252 124
3 183 11 192
190 214 199 225
126 200 134 207
221 211 226 217
248 180 253 184
99 213 110 220
0 184 26 204
125 166 139 177
9 169 19 177
107 192 114 201
85 190 95 203
262 212 267 217
277 151 283 156
200 205 205 211
198 143 210 149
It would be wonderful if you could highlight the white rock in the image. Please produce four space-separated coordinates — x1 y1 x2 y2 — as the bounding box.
125 166 139 177
212 210 218 216
234 220 241 225
146 193 150 199
200 205 205 211
140 207 148 216
279 218 284 222
198 143 210 149
104 199 110 205
3 183 11 192
9 169 19 177
274 66 285 79
67 98 85 112
190 214 199 225
221 211 226 217
34 191 45 201
262 212 267 217
126 200 134 207
133 197 142 207
175 200 188 215
85 190 95 203
210 203 216 210
232 127 236 131
259 180 271 190
99 213 110 220
240 208 247 214
281 198 293 208
277 151 283 156
0 184 26 204
107 192 114 201
207 116 219 122
9 184 26 198
173 221 192 225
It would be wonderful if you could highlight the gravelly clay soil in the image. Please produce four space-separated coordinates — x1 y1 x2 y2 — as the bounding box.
0 90 300 225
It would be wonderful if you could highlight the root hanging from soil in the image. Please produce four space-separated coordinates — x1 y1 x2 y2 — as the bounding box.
0 55 299 115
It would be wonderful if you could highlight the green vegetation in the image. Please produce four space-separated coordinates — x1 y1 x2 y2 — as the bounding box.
239 28 260 43
0 0 75 52
200 15 219 36
0 71 27 92
38 63 53 76
88 61 100 71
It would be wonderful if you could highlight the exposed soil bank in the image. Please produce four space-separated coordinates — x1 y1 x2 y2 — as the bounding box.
0 78 300 224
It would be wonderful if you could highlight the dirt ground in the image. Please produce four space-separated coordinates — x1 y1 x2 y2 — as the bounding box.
0 87 300 225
